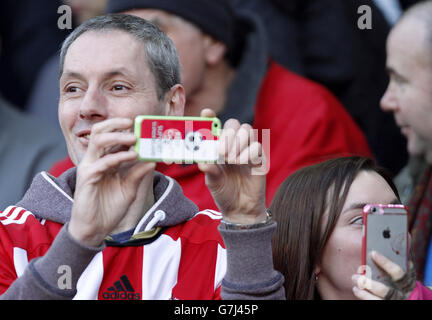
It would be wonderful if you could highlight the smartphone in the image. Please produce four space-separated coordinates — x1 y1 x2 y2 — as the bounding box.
361 204 408 284
134 115 221 163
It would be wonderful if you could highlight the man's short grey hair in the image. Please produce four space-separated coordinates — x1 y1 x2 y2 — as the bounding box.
59 13 181 100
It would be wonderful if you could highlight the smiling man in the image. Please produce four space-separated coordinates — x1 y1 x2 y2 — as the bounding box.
50 0 374 211
0 14 284 300
380 0 432 285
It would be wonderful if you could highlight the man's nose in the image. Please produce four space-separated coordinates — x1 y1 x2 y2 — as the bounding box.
79 87 108 120
380 85 399 113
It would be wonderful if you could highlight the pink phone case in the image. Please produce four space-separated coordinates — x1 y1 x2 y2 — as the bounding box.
361 204 408 283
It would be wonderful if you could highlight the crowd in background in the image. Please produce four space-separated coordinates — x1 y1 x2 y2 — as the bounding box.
0 0 432 299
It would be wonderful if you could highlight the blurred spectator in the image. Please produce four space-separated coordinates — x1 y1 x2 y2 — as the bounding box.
379 0 427 208
232 0 409 176
379 0 432 285
0 95 67 209
0 0 69 110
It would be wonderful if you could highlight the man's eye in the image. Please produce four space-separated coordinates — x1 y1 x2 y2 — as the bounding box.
390 74 405 85
112 85 128 91
66 86 81 93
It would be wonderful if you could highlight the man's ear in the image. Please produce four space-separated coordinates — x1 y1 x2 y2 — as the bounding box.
203 35 227 66
164 84 185 116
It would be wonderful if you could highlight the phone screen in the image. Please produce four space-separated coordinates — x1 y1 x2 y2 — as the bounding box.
134 116 221 163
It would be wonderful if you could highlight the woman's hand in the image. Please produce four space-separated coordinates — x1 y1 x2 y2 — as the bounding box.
352 251 417 300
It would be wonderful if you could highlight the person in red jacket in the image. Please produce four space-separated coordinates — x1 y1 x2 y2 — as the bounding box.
51 0 373 211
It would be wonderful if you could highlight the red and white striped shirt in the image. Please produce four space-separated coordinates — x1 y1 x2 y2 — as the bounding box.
0 206 226 300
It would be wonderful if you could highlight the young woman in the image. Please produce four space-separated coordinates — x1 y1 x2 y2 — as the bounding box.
271 156 432 300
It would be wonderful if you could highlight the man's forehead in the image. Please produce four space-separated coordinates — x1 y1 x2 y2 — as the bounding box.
61 67 138 81
62 30 147 77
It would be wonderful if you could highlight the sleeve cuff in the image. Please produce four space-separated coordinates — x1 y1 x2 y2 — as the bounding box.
218 221 285 299
31 222 105 298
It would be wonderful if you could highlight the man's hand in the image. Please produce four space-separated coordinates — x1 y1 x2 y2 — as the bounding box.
69 118 155 247
198 109 268 224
